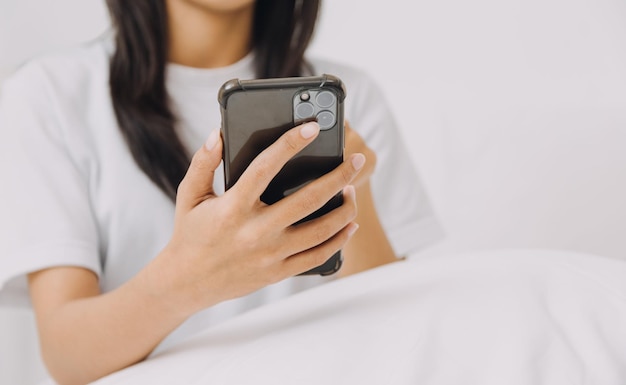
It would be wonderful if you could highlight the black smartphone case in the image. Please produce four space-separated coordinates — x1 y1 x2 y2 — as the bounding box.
218 74 346 276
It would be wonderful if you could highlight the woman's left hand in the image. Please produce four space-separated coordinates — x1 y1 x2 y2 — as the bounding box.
344 120 377 188
340 120 400 276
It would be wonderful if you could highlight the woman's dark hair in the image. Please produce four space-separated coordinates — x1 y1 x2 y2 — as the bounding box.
105 0 321 200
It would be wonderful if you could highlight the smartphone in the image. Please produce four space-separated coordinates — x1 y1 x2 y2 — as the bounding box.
218 74 346 276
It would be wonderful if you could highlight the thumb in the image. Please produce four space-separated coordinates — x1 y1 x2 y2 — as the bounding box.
176 129 223 211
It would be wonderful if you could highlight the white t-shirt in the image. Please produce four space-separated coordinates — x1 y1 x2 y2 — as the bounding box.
0 35 444 352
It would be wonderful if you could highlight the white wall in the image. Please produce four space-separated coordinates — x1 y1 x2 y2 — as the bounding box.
2 0 626 384
311 0 626 259
0 0 109 78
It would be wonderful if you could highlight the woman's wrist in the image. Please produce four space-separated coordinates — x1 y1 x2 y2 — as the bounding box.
133 245 205 323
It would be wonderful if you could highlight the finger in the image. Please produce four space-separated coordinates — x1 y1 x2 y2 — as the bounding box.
281 222 359 277
280 185 357 256
343 121 377 187
267 153 366 228
343 120 364 154
232 122 320 200
176 129 223 211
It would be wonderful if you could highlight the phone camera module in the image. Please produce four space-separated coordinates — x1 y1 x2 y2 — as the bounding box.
316 110 336 130
316 91 336 108
293 89 338 128
295 102 315 119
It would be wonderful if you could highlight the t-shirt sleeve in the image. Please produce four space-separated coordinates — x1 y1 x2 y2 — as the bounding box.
0 64 101 307
345 70 446 257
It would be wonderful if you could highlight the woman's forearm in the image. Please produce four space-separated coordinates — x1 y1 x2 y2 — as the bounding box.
29 251 191 385
340 182 399 277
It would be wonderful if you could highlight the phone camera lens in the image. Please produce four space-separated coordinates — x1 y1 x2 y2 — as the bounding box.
316 91 335 108
295 102 315 119
316 110 336 130
300 92 310 101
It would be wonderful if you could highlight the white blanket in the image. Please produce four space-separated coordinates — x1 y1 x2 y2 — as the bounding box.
91 250 626 385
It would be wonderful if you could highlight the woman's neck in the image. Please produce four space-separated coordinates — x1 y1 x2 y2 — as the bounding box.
166 1 254 68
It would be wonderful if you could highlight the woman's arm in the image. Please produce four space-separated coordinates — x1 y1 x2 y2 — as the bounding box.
339 122 400 277
340 181 399 276
28 123 364 385
28 265 187 385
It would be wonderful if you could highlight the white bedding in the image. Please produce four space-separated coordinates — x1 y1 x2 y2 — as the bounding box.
90 249 626 385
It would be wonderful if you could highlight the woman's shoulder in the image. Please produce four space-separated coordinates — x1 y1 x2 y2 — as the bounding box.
1 33 112 101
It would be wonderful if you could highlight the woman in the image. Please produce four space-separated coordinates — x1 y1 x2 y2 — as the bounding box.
0 1 443 384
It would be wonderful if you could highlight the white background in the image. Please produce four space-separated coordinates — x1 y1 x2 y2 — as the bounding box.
2 0 626 384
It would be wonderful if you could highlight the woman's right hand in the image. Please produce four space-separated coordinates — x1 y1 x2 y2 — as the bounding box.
153 121 364 317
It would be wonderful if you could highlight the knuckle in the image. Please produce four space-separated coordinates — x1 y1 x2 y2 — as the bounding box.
283 132 300 152
220 199 245 224
305 250 323 269
310 249 332 268
312 222 332 244
341 165 354 185
250 159 271 182
238 225 261 247
299 192 320 215
257 254 276 268
190 150 209 170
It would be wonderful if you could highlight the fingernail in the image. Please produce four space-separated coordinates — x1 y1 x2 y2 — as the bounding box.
300 122 320 139
351 153 366 170
344 185 356 200
347 223 359 237
205 129 220 150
